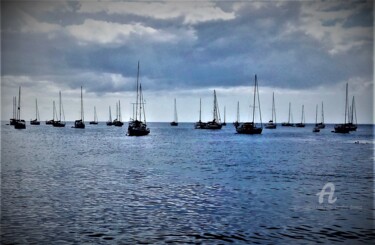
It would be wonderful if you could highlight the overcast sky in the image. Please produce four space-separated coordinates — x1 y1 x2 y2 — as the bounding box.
1 0 373 123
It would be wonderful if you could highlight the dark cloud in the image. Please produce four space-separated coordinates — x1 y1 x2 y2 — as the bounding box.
1 0 373 96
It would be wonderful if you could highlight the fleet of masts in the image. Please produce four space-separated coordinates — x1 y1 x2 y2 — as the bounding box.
8 73 359 135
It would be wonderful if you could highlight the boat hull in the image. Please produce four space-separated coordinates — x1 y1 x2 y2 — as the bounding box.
53 121 65 127
89 121 98 125
295 123 305 128
236 122 262 134
14 120 26 129
128 120 150 136
106 121 113 126
114 121 124 127
73 120 85 129
265 123 276 129
30 120 40 125
10 119 16 125
313 127 320 133
281 123 294 127
170 121 178 126
334 124 350 134
46 120 54 125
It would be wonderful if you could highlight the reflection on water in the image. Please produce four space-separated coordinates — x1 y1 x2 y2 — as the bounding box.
1 123 374 244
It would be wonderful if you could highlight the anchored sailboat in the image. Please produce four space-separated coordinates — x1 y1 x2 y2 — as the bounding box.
53 91 66 127
265 92 277 129
89 106 98 125
313 104 320 133
10 96 16 125
196 90 222 130
315 101 325 129
14 87 26 129
281 102 294 127
233 101 240 128
295 105 305 127
348 96 357 131
114 100 124 127
236 74 262 134
127 61 150 136
73 86 85 129
334 83 350 133
170 98 178 126
194 98 206 129
222 106 227 126
30 99 41 125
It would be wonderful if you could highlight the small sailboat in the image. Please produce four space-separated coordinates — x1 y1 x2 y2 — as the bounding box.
114 100 124 127
197 90 222 130
295 105 305 127
30 99 41 125
334 83 350 133
233 101 240 128
313 104 320 133
106 106 113 126
127 61 150 136
53 91 66 127
281 102 294 127
46 101 55 125
347 96 357 131
315 101 325 129
170 98 178 126
14 87 26 129
265 92 277 129
73 86 85 129
236 74 262 134
222 106 227 126
89 106 98 125
194 98 207 129
10 96 16 125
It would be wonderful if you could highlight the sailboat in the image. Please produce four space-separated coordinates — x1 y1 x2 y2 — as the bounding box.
170 98 178 126
89 106 98 125
295 105 305 127
127 61 150 136
315 101 325 129
194 98 206 129
30 99 41 125
222 106 227 126
46 101 55 125
281 102 294 126
53 91 66 127
10 96 16 125
114 100 124 127
313 104 320 133
265 92 277 129
106 106 113 126
14 87 26 129
73 86 85 129
334 83 350 133
236 74 262 134
198 90 222 130
233 101 240 128
348 96 357 131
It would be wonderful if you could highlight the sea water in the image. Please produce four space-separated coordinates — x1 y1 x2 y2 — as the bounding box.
1 122 374 244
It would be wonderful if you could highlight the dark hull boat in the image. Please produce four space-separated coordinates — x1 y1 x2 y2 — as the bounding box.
53 121 65 127
114 101 124 127
14 87 26 129
313 104 320 133
194 121 207 129
30 119 40 125
334 83 351 134
106 121 113 126
233 121 240 128
282 102 294 127
170 98 178 126
10 96 16 125
315 122 325 129
89 106 98 125
295 123 305 127
128 61 150 136
201 120 222 130
10 118 16 126
236 74 263 135
107 106 113 126
89 121 98 125
265 92 277 129
236 122 262 134
114 120 124 127
46 120 54 125
72 86 85 129
128 120 150 136
195 91 222 130
53 92 65 128
73 119 85 129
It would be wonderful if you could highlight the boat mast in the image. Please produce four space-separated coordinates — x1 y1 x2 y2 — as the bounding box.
321 101 324 124
224 106 226 123
252 75 257 123
301 105 304 124
59 91 62 121
315 104 318 124
353 97 357 125
288 102 291 124
256 77 262 127
12 96 15 119
53 101 56 121
135 61 140 121
17 87 21 120
237 101 240 122
213 90 217 121
199 98 202 122
109 106 112 121
119 100 122 121
81 86 84 122
344 83 348 124
174 98 178 122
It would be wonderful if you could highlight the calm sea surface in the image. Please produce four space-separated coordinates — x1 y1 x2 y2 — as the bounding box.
1 122 374 244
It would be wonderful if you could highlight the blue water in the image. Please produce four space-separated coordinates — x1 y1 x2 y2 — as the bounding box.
1 122 374 244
